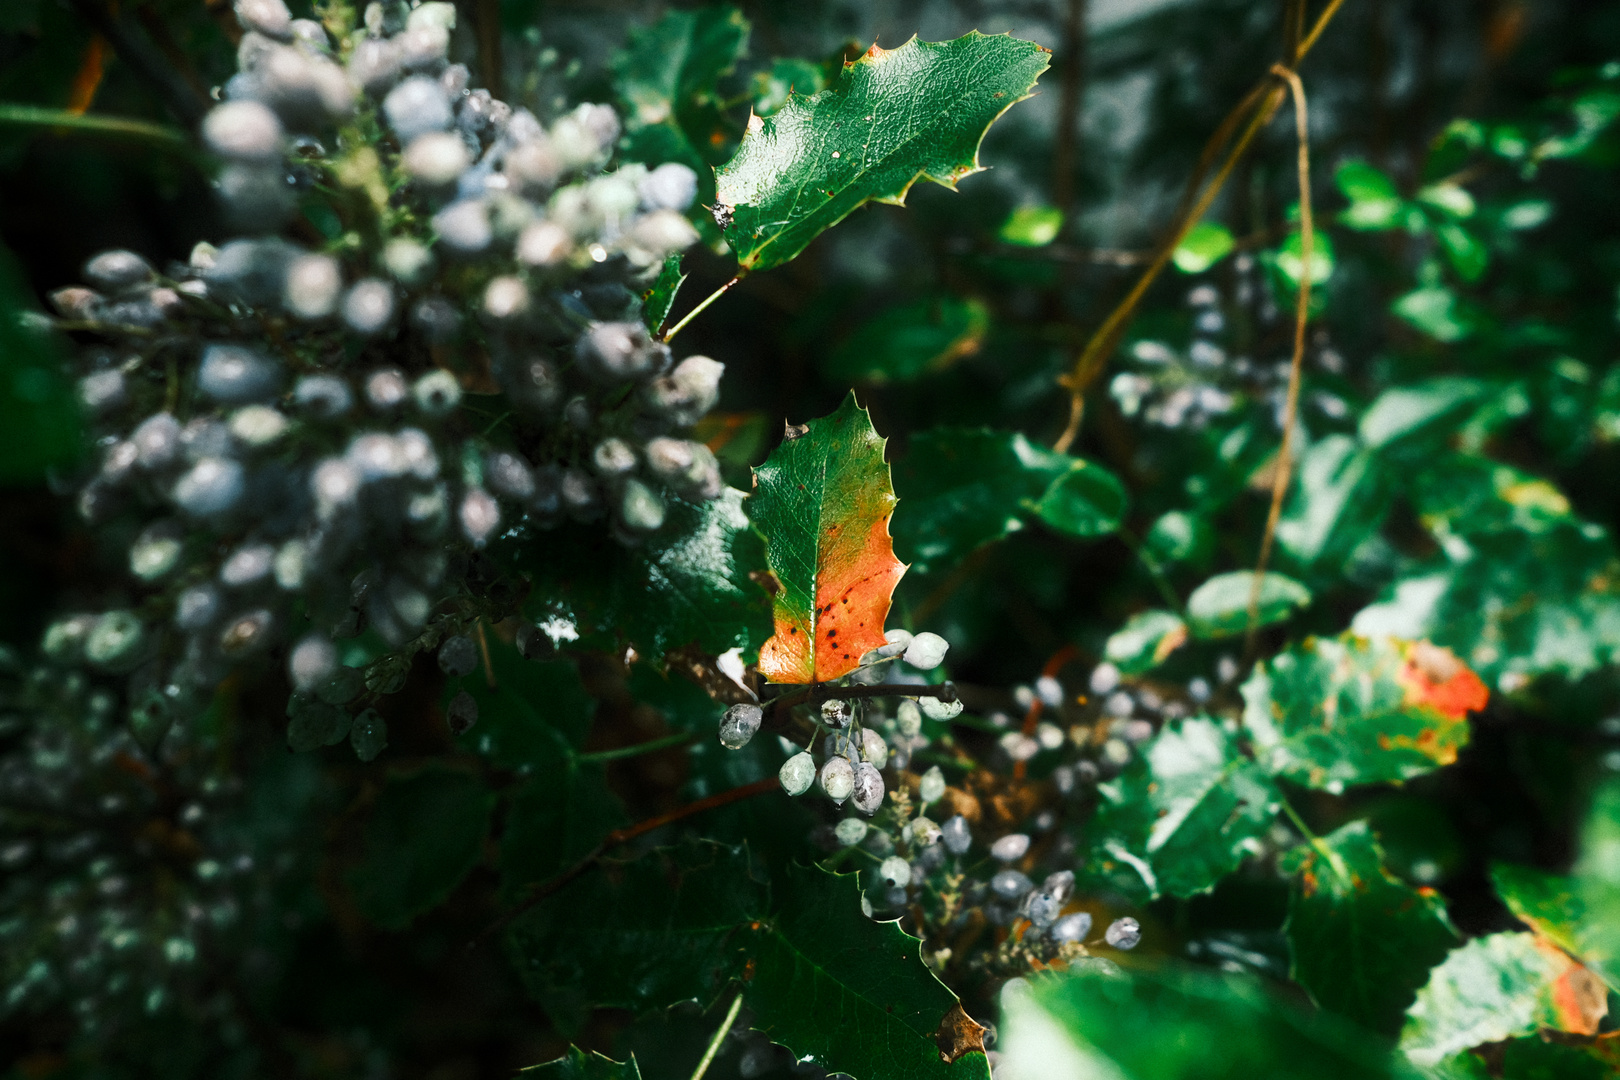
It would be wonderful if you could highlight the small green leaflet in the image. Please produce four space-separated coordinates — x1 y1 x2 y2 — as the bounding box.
613 6 749 171
745 864 991 1080
1104 609 1188 675
824 294 990 384
520 1045 643 1079
1185 570 1311 639
1281 822 1459 1034
642 253 686 335
1082 716 1280 901
1172 221 1235 273
1000 204 1063 247
715 33 1049 273
1275 434 1384 567
1573 777 1620 989
349 767 495 930
1337 161 1404 231
1000 962 1411 1080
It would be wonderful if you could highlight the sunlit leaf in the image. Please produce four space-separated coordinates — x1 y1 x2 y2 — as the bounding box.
1435 223 1488 282
715 33 1049 272
751 393 906 682
1416 183 1476 219
1030 459 1128 538
1276 229 1336 286
1104 609 1188 674
1185 571 1311 639
1337 161 1404 231
1000 204 1064 247
1359 379 1492 449
1173 221 1235 273
1393 287 1475 342
613 5 750 171
1275 434 1384 566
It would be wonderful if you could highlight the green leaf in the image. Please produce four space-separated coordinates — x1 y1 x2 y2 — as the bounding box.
1103 609 1188 675
1497 1036 1619 1080
744 864 990 1080
642 253 685 335
715 33 1049 273
1574 777 1620 989
1491 863 1587 962
1393 287 1475 342
750 392 906 683
1337 161 1405 231
825 294 990 384
1276 229 1336 286
1000 961 1412 1080
1282 821 1459 1033
1241 635 1478 792
453 644 595 763
891 428 1070 575
1185 571 1311 639
1000 204 1064 247
1359 379 1491 449
1416 183 1476 219
350 767 495 930
521 488 773 660
0 244 79 482
1435 223 1488 282
1400 933 1600 1069
752 57 826 117
506 840 767 1033
520 1046 643 1080
1145 509 1213 565
1172 221 1236 273
1030 460 1128 538
1083 716 1280 901
613 5 750 170
1275 434 1384 566
500 745 627 899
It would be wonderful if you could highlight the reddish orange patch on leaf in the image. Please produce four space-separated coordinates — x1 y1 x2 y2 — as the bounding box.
1536 938 1610 1035
1398 641 1489 720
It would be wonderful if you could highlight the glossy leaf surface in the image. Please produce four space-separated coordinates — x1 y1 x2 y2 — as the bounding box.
1104 609 1188 674
1185 571 1311 639
1242 635 1482 791
752 393 905 682
614 5 749 172
745 864 990 1080
350 767 494 930
1282 822 1459 1033
715 33 1049 272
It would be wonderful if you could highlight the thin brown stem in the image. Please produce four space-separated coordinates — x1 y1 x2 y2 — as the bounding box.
62 0 208 125
763 680 959 720
1245 66 1314 653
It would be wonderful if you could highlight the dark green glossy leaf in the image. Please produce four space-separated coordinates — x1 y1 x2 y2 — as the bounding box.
642 253 685 335
1083 716 1280 901
750 392 905 683
1031 459 1128 539
1276 435 1384 566
350 767 495 930
1497 1033 1619 1079
1400 933 1600 1070
824 294 990 384
715 33 1048 273
500 745 627 900
744 864 990 1080
753 57 826 117
613 5 749 171
1281 822 1459 1033
1241 635 1479 792
1574 777 1620 989
1000 961 1412 1080
522 489 773 660
1491 863 1586 962
506 840 766 1034
1436 222 1488 282
1359 379 1491 449
453 642 595 762
0 244 79 482
520 1046 642 1080
1145 509 1213 565
891 428 1068 575
1185 571 1311 639
1103 609 1188 675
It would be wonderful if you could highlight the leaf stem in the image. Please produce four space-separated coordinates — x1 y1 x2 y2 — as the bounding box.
575 732 695 764
1279 795 1348 886
0 103 190 148
663 276 739 342
689 990 745 1080
763 681 959 719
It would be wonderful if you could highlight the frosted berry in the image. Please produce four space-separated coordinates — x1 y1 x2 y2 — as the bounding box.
919 765 945 805
903 631 949 670
990 834 1030 862
851 762 884 815
919 695 962 721
446 690 478 735
896 700 922 738
718 703 763 749
778 751 815 796
1051 912 1092 944
941 815 971 855
437 635 478 677
859 728 888 769
1104 917 1141 950
198 344 280 403
819 756 854 804
990 869 1032 900
880 856 911 888
288 635 338 691
820 698 852 728
834 818 869 846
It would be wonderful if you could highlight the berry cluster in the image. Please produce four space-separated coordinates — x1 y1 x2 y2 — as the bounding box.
42 0 723 750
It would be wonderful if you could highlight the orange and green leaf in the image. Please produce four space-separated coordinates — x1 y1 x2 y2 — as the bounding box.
750 393 906 683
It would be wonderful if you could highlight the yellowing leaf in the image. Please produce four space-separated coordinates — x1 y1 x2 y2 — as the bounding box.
751 393 906 683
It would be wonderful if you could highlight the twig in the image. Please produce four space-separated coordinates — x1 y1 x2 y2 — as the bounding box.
1013 644 1080 780
473 619 496 689
468 776 781 948
1050 0 1350 453
575 731 695 764
1244 65 1313 654
690 991 746 1080
663 276 739 342
67 35 110 115
762 680 959 719
0 103 190 149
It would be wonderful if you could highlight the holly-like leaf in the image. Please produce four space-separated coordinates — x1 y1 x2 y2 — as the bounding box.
452 643 595 762
642 253 686 335
1242 635 1483 792
825 294 990 384
521 1046 643 1080
1276 434 1385 567
1031 459 1128 538
715 33 1049 273
500 748 627 901
751 393 906 683
505 840 767 1034
1400 933 1609 1070
350 767 495 930
999 961 1410 1080
1185 570 1311 639
891 428 1070 575
613 5 750 171
744 864 990 1080
1082 716 1280 901
1282 822 1459 1034
1104 609 1188 675
1574 777 1620 989
1491 863 1587 964
520 488 774 660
